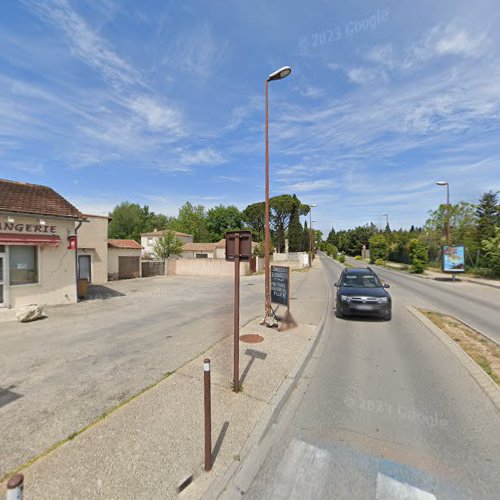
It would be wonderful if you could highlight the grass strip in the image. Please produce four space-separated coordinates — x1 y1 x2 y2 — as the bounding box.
419 309 499 385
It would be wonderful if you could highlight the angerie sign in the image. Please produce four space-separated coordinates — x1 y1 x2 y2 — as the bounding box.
0 221 57 234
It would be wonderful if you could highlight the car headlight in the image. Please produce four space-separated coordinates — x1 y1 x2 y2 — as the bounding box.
378 297 388 303
340 295 351 302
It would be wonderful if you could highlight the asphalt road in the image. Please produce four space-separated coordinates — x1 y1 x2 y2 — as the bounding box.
345 256 500 345
245 255 500 499
0 272 275 479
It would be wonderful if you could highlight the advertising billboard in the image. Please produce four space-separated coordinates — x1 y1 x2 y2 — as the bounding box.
442 245 465 273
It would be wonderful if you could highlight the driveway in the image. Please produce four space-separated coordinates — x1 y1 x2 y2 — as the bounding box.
0 272 272 479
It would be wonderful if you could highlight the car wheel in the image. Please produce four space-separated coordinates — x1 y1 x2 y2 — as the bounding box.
385 310 392 321
335 308 343 318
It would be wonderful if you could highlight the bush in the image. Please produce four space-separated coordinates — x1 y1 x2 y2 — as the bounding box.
337 254 346 263
375 258 385 266
408 238 429 273
355 255 362 260
369 234 389 263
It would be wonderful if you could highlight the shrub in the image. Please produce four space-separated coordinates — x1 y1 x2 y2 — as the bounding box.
369 234 389 263
355 255 362 260
408 238 429 273
338 254 346 263
375 258 385 266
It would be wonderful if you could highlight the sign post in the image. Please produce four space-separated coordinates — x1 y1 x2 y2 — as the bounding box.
271 265 296 331
226 231 252 392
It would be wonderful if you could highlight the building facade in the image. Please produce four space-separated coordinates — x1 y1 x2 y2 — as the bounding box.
0 179 84 309
77 214 110 285
141 230 193 257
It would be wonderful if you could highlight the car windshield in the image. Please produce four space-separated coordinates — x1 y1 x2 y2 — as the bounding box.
341 274 381 288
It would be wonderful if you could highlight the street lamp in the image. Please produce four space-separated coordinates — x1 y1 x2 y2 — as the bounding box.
436 181 451 245
382 213 389 230
263 65 292 325
308 204 317 267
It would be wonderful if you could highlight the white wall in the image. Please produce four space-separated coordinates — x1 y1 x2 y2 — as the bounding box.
77 215 108 284
1 215 77 309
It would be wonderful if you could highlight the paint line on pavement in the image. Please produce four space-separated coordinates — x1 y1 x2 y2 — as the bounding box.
376 472 437 500
267 438 330 500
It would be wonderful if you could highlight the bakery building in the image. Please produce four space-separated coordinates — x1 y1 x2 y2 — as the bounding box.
0 179 84 309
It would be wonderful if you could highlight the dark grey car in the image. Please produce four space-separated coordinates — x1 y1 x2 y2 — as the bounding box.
335 267 391 320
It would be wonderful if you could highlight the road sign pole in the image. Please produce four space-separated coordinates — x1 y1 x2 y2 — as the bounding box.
233 235 240 392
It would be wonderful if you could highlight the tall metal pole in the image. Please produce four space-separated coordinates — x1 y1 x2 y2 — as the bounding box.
446 183 451 245
233 234 240 391
264 80 271 321
309 208 313 267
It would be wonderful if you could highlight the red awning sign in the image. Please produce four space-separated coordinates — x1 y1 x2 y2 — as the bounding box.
0 233 60 247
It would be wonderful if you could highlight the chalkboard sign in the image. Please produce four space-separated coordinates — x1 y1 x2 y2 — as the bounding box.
271 265 289 307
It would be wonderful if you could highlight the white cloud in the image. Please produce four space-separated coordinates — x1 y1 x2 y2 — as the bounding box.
346 67 385 85
405 23 488 68
179 148 226 167
128 95 184 135
22 0 143 88
285 179 336 192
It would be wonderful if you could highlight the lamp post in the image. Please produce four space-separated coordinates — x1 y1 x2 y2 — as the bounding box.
436 181 451 245
263 66 292 325
308 204 317 267
382 213 389 230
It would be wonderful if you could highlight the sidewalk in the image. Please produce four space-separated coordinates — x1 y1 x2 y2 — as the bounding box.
1 260 327 499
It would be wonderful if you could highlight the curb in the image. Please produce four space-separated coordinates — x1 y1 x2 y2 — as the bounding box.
407 305 500 414
186 261 331 500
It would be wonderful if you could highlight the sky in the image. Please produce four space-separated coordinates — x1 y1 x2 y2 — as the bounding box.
0 0 499 234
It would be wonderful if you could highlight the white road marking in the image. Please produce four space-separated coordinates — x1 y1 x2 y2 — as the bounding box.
376 473 437 500
267 438 330 500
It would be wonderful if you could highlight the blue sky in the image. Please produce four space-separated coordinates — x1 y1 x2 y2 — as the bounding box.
1 0 499 233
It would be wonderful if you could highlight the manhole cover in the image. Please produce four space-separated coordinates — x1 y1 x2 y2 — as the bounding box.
239 334 264 343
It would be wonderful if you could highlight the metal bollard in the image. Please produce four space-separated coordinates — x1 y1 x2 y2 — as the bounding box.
204 358 212 471
6 474 23 500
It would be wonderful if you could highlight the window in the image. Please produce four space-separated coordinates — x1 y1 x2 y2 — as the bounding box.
148 238 153 245
9 246 38 285
195 253 208 259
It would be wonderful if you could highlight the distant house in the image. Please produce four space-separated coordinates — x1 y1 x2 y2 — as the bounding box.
140 230 193 257
181 242 218 259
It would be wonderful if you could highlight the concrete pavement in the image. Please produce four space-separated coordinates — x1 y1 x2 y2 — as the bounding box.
245 255 500 499
0 260 327 498
0 273 266 480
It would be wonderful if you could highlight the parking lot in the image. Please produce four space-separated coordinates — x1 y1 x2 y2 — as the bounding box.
0 273 266 478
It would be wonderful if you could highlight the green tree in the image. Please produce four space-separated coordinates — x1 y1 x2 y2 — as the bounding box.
152 230 184 259
476 191 499 241
369 234 389 263
270 195 297 252
288 204 303 252
172 202 210 242
302 220 309 252
242 202 266 242
408 238 429 273
206 205 243 242
482 227 500 276
108 202 148 241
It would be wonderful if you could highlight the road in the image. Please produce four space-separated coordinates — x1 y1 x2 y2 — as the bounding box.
344 256 500 345
0 272 276 479
245 255 500 499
